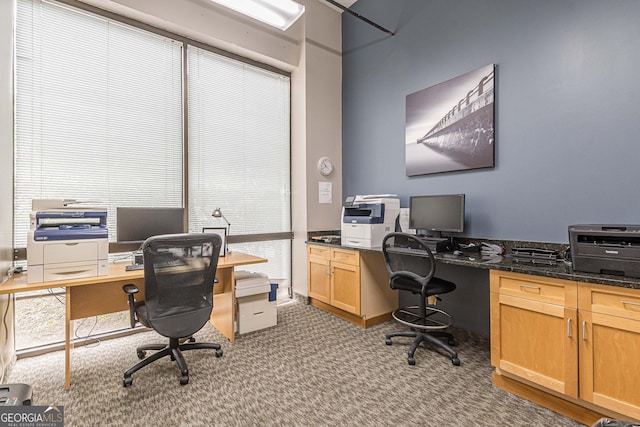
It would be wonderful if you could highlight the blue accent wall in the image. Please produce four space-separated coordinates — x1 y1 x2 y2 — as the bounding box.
342 0 640 244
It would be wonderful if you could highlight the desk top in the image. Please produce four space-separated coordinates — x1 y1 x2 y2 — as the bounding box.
307 241 640 290
0 251 267 295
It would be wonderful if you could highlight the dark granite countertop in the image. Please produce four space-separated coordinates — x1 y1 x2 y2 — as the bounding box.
306 240 640 290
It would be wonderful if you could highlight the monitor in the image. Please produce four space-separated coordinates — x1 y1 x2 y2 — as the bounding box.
116 207 185 243
409 194 465 238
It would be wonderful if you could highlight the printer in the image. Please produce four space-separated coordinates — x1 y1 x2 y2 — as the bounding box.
569 224 640 278
341 195 400 248
27 200 109 283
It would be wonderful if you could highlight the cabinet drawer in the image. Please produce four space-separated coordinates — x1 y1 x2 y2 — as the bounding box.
44 241 98 264
331 248 359 266
308 245 330 259
490 270 577 308
43 261 98 282
578 283 640 321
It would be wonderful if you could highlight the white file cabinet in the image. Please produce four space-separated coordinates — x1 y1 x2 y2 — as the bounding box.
235 271 277 334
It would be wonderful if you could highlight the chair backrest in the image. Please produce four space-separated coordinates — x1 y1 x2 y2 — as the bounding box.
382 232 436 288
142 233 222 338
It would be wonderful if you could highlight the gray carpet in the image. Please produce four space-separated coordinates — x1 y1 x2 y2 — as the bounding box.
7 300 585 426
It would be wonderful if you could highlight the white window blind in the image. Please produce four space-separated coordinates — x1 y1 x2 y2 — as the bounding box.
187 46 291 280
14 0 183 247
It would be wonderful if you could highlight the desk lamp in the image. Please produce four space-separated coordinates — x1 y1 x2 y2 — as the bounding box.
212 208 231 253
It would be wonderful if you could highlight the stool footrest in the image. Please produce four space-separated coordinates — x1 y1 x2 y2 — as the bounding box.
391 305 453 330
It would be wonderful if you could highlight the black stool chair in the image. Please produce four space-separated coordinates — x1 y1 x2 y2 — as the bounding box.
382 232 460 366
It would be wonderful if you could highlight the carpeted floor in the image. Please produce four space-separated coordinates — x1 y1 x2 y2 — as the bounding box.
7 300 586 426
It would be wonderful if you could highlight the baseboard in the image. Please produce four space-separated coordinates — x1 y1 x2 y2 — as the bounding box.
292 292 309 305
309 298 392 328
492 371 607 426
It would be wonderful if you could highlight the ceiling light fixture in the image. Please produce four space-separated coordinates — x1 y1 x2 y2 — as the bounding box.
210 0 305 31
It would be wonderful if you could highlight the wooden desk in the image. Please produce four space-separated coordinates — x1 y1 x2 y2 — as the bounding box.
1 251 267 389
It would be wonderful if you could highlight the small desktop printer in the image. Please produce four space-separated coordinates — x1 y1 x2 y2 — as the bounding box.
341 195 400 248
569 224 640 278
27 200 109 283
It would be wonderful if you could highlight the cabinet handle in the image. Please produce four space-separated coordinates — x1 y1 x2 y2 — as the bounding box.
621 300 640 308
519 284 540 292
582 320 587 340
567 318 572 338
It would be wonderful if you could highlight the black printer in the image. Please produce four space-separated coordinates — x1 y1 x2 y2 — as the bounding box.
569 224 640 278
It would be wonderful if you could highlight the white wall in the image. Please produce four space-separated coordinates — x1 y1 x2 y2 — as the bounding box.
0 0 16 381
292 0 344 296
304 0 343 233
83 0 304 71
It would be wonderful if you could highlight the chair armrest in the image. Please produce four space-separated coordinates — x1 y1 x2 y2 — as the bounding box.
122 283 139 328
123 284 139 294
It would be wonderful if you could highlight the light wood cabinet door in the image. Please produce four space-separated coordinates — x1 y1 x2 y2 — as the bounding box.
490 271 578 398
330 261 361 315
308 255 331 304
578 284 640 419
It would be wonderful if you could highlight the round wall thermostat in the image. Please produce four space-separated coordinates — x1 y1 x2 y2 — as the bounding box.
317 157 334 176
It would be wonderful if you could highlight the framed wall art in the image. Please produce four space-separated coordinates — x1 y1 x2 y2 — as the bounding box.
405 64 495 176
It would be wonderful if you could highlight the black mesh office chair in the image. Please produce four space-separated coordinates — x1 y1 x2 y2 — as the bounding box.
382 232 460 366
122 233 223 387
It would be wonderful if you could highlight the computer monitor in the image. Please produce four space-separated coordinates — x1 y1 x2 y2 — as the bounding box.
116 207 185 244
409 194 465 238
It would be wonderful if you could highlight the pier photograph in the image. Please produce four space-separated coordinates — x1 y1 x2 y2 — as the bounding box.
405 64 495 176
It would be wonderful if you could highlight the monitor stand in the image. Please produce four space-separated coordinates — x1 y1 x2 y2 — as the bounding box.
416 230 444 240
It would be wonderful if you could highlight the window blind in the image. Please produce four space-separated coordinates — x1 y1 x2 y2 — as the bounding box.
14 0 183 247
187 46 291 280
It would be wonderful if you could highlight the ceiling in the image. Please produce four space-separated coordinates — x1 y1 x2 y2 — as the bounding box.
334 0 358 6
324 0 358 11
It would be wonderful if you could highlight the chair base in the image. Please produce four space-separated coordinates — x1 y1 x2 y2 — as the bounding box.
123 336 223 387
385 329 460 366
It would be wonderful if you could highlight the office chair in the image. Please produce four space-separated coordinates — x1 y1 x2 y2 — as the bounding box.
122 233 223 387
382 232 460 366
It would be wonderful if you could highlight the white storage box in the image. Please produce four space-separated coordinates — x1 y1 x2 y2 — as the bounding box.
237 293 277 334
235 271 271 298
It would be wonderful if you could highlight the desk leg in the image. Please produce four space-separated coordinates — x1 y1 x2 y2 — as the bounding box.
65 287 73 390
210 266 235 342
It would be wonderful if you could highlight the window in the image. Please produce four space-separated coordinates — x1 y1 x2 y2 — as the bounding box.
187 46 291 281
14 0 292 350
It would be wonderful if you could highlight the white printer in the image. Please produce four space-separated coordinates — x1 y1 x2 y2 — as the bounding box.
341 195 400 248
27 200 109 283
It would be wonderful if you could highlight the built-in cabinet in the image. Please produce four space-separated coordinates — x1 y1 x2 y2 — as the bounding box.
491 270 640 423
307 245 331 304
578 283 640 420
306 244 396 327
490 270 578 398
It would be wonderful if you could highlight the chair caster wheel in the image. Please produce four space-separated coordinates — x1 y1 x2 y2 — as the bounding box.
123 377 133 387
215 349 223 357
407 357 416 366
451 357 461 366
180 375 189 385
385 338 392 345
137 350 146 359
